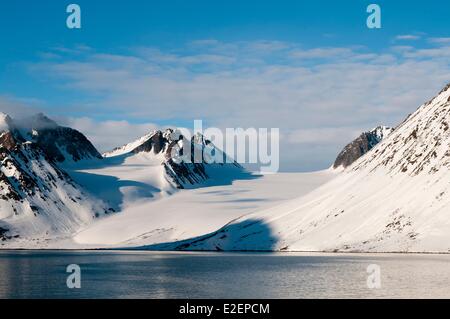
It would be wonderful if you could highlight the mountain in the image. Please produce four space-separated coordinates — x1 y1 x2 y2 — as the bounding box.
152 83 450 253
0 113 251 246
16 113 102 163
103 128 245 189
333 126 394 169
6 83 450 252
0 113 110 244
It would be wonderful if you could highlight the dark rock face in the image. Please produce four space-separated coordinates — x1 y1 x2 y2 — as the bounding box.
164 160 209 189
106 128 242 189
333 126 393 169
0 131 21 151
0 130 77 206
154 131 215 189
32 126 102 163
17 113 102 163
132 130 166 155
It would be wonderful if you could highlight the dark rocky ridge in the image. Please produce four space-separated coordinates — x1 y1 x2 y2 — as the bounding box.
132 130 166 155
0 124 82 207
106 129 242 189
17 113 102 163
333 126 393 169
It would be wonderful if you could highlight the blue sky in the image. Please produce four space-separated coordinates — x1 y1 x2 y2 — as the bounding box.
1 1 450 171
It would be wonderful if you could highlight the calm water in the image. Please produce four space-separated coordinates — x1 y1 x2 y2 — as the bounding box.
0 251 449 299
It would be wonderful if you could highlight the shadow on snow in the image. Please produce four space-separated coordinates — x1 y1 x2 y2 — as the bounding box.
132 218 279 252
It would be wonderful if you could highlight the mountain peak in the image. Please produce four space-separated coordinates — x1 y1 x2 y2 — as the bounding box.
353 82 450 176
370 125 394 141
0 112 9 120
0 113 13 132
26 112 58 130
424 82 450 108
0 113 102 163
103 128 242 189
438 82 450 95
333 125 394 169
103 130 159 158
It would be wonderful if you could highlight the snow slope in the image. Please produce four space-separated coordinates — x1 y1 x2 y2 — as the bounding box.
1 115 296 248
149 84 450 253
103 131 158 158
67 170 336 248
59 130 338 249
65 152 176 213
3 84 450 253
0 118 257 247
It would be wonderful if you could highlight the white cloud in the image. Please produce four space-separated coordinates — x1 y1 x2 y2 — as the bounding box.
0 96 43 117
286 127 363 145
289 47 355 60
395 35 421 41
428 37 450 44
403 46 450 58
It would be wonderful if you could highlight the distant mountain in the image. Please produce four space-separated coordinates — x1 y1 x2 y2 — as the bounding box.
162 83 450 253
333 126 394 169
104 129 244 189
16 113 102 163
0 113 248 245
0 113 110 244
9 81 450 253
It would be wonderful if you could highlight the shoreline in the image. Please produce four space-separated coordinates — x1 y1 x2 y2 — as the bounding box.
0 248 449 255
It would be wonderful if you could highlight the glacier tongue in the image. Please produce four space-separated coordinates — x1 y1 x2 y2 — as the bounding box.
4 83 450 252
162 83 450 253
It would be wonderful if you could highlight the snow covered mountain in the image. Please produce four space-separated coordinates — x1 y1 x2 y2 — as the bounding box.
4 83 450 253
16 113 102 163
0 113 110 244
333 126 394 169
0 114 249 246
150 83 450 253
103 128 246 189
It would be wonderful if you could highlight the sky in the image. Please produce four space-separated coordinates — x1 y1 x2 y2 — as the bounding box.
1 0 450 171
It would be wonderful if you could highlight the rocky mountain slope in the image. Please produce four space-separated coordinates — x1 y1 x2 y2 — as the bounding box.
16 113 102 163
333 126 393 169
0 113 109 244
4 83 450 252
0 113 248 246
104 128 245 189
